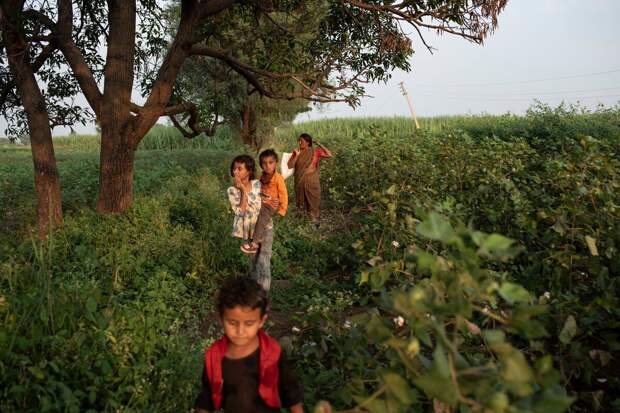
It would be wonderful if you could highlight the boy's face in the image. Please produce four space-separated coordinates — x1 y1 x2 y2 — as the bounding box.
232 162 250 180
221 306 267 347
260 156 277 175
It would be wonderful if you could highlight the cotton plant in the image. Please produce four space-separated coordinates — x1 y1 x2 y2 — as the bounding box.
346 212 572 413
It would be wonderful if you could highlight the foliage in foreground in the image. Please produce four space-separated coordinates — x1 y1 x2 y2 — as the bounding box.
281 104 619 412
1 105 619 412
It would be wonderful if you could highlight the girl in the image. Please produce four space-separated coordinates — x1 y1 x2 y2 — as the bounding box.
227 155 277 291
227 155 262 244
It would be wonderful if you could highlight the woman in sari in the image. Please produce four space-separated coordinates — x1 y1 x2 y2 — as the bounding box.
287 133 332 222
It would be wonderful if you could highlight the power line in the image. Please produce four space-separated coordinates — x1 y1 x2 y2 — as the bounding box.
414 68 620 88
415 85 620 98
416 93 620 103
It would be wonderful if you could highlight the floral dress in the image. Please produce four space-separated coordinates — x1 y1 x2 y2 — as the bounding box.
227 179 261 240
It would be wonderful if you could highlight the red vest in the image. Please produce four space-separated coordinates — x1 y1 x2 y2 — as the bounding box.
204 330 281 410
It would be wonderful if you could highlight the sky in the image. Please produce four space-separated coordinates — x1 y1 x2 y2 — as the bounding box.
2 0 620 135
300 0 620 121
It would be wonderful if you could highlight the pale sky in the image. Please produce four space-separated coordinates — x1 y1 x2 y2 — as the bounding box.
2 0 620 136
302 0 620 120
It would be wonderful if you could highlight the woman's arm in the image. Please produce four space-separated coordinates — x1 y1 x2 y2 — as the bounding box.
287 149 300 168
315 140 333 157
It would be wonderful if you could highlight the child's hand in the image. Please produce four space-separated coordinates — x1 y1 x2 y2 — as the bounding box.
264 198 280 210
292 149 300 157
234 176 245 191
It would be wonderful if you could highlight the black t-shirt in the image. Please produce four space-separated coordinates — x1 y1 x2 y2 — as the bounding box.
195 348 303 412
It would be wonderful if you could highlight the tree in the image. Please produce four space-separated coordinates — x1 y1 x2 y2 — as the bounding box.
1 0 509 227
168 32 310 148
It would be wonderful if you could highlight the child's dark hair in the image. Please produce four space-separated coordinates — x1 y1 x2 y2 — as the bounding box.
299 133 313 146
230 155 255 180
259 149 278 166
217 277 269 317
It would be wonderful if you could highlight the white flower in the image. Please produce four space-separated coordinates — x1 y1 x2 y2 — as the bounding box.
393 316 405 327
292 326 301 333
343 320 352 329
543 291 551 299
391 240 400 248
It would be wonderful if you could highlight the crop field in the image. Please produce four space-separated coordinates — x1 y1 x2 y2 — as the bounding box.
1 104 620 412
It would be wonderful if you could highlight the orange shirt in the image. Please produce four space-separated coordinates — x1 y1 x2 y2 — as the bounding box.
261 172 288 216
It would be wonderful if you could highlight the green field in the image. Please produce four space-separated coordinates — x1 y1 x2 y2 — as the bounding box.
1 104 620 412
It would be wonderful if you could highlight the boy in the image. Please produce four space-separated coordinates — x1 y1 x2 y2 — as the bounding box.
242 149 288 254
195 277 303 413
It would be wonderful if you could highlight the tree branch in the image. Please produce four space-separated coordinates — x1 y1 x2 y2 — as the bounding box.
168 100 220 138
197 0 237 21
189 46 353 103
56 0 103 117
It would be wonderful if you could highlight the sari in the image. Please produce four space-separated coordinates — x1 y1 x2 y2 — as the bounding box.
293 148 321 220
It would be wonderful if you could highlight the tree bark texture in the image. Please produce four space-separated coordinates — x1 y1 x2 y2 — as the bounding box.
97 0 137 213
2 3 63 239
96 0 202 212
240 101 257 147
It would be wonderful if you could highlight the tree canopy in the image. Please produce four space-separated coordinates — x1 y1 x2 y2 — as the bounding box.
0 0 509 236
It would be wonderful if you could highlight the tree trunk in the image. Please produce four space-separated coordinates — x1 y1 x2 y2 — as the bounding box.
2 5 63 239
96 0 137 213
240 101 257 147
96 133 136 212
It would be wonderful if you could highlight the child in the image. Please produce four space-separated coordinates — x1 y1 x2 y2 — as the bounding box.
227 155 262 245
195 277 304 413
241 149 288 254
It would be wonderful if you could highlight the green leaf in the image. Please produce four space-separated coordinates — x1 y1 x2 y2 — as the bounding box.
532 392 574 413
559 315 577 344
433 346 450 379
501 350 535 396
483 329 506 344
86 297 97 313
498 282 532 304
359 271 369 284
478 234 516 258
535 355 553 375
27 366 45 380
413 372 458 406
416 212 454 242
383 372 415 405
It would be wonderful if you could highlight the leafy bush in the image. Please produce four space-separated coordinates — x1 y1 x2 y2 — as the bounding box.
348 213 572 413
0 171 239 412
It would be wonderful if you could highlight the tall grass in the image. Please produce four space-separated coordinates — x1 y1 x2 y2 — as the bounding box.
49 124 236 152
137 124 235 150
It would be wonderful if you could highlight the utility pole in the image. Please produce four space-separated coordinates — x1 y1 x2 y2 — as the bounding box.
399 81 420 129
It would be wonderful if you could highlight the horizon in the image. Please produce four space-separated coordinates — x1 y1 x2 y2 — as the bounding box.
2 0 620 137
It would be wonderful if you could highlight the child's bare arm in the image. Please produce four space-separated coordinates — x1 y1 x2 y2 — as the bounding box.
289 402 304 413
196 409 210 413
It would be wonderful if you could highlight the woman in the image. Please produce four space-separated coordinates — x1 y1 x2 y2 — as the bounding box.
287 133 333 222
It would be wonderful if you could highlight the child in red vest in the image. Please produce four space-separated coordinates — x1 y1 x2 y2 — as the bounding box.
195 277 304 413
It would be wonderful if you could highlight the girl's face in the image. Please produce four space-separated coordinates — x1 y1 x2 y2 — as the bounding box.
260 156 277 175
298 137 309 150
232 162 250 180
